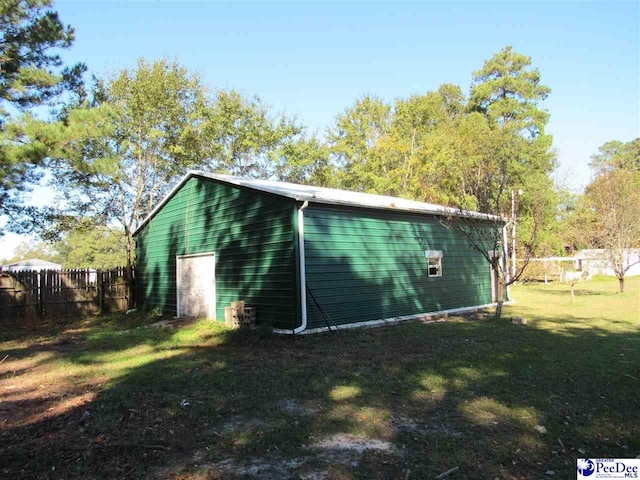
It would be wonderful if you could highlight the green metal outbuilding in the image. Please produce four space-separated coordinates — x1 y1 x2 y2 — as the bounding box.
133 171 503 334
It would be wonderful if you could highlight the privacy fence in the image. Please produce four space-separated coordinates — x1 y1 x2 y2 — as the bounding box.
0 267 134 320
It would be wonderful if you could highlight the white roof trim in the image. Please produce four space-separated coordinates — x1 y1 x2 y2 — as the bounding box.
133 171 501 236
2 259 61 268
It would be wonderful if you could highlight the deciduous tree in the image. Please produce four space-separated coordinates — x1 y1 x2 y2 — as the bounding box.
584 167 640 293
11 58 308 274
46 58 210 272
590 138 640 174
449 46 556 316
327 95 392 191
55 223 127 269
0 238 59 265
199 90 303 178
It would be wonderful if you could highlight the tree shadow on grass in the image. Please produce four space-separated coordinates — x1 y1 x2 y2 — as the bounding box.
1 312 639 480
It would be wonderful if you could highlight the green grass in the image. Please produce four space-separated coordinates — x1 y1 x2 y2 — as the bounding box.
1 276 638 479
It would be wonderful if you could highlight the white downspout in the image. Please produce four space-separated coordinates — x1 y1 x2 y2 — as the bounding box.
293 201 309 334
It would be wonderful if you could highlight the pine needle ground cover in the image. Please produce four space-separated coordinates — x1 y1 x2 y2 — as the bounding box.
1 277 638 479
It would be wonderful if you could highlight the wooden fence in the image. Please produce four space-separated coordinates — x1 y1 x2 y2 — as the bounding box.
0 267 134 320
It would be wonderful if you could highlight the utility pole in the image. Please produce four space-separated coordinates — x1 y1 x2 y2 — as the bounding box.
511 189 523 281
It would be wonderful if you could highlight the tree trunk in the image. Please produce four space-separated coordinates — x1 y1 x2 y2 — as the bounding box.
494 271 506 320
125 255 134 309
618 276 625 293
570 284 575 304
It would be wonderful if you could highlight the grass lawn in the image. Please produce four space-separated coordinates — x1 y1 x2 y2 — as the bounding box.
1 276 638 479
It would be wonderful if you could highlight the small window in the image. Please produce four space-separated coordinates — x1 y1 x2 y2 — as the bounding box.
425 250 443 277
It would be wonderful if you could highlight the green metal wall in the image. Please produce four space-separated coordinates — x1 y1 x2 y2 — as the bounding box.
303 205 494 329
135 176 300 329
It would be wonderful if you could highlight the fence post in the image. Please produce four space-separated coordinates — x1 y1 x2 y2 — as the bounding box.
39 271 46 317
125 265 133 309
97 270 104 314
131 266 136 309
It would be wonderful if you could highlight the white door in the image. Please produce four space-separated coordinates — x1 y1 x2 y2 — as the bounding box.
177 253 216 319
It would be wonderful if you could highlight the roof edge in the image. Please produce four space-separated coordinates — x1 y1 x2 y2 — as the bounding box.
133 171 196 236
133 171 502 236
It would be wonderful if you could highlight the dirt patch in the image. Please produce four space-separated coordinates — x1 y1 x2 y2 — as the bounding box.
308 433 399 455
276 399 321 416
214 415 268 434
391 415 463 437
203 456 306 479
160 431 404 479
149 318 197 329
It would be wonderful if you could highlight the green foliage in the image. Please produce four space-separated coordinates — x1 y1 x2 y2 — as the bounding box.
200 89 304 178
55 223 127 269
0 222 127 268
325 47 555 221
590 138 640 174
7 58 310 266
555 192 598 253
0 238 59 264
45 58 212 265
270 134 331 184
3 44 564 291
0 0 83 120
327 94 392 191
0 0 83 229
323 46 558 299
469 45 550 137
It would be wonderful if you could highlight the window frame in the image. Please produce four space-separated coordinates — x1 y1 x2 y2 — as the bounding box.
425 250 443 277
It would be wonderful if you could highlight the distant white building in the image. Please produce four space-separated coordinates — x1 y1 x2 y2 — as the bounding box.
574 249 640 277
0 259 62 273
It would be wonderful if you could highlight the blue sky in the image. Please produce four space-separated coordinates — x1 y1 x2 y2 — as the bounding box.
2 0 639 254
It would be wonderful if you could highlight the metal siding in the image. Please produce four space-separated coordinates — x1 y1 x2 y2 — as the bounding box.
135 176 299 329
304 206 493 329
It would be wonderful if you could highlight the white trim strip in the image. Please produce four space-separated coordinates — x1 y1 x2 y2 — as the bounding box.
273 302 514 335
176 252 217 259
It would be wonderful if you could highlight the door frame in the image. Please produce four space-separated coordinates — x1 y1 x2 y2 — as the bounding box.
176 252 216 319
